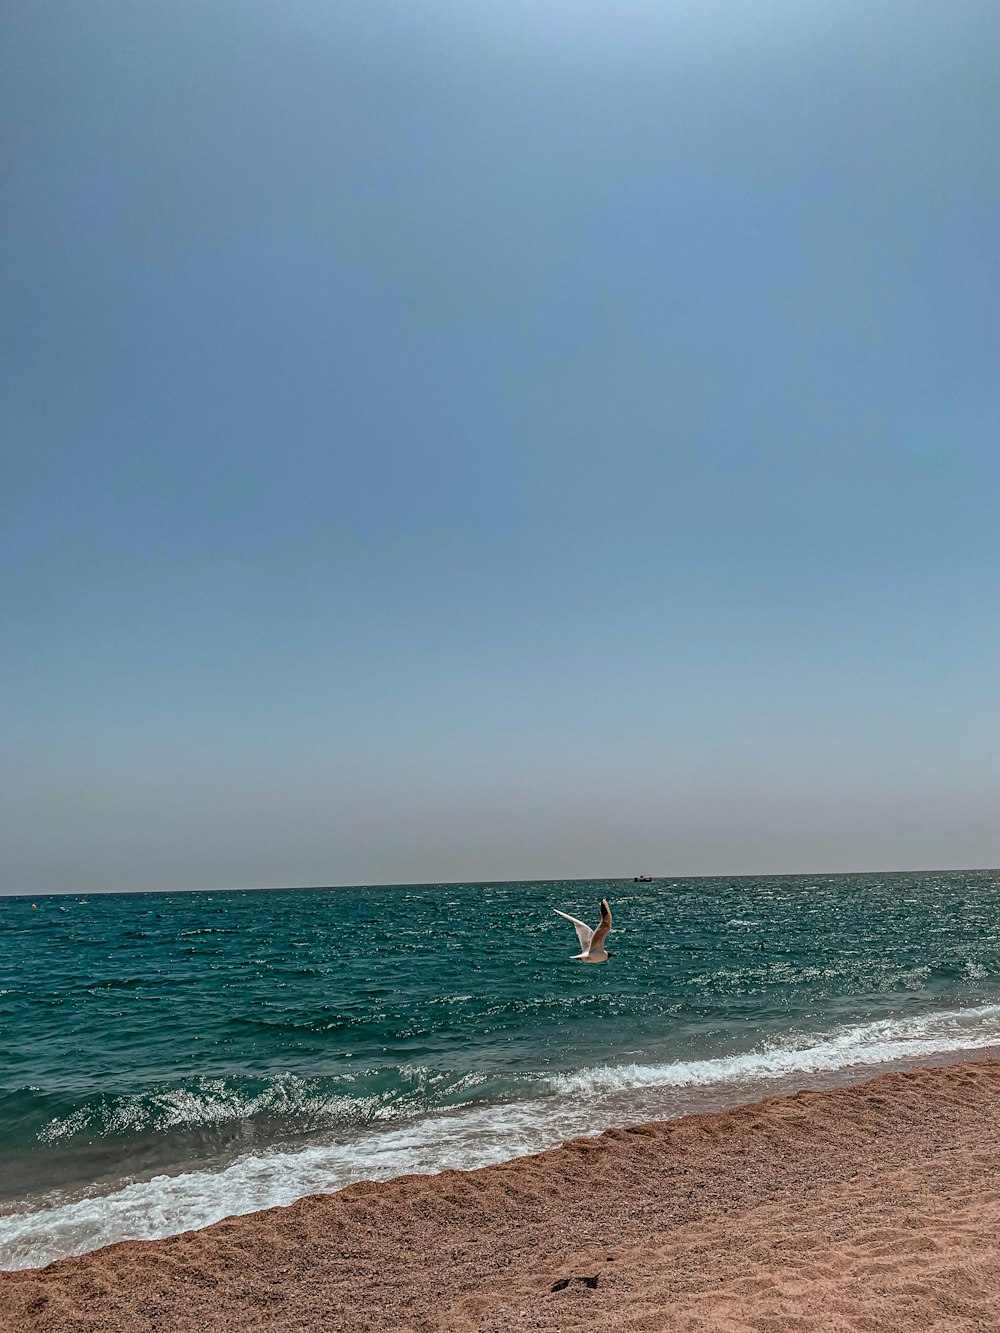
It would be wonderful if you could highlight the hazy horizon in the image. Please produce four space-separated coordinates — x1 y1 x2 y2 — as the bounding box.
4 0 999 896
9 862 1000 901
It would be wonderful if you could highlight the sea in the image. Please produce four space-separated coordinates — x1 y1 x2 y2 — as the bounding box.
4 870 1000 1271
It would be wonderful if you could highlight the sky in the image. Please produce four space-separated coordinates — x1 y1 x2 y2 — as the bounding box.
2 0 999 894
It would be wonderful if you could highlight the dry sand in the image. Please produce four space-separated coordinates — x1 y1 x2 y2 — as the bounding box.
5 1058 1000 1331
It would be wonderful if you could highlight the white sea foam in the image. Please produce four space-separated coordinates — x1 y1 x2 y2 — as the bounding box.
0 1100 573 1272
4 1003 1000 1272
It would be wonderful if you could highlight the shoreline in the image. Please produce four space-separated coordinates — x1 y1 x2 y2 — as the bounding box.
6 1057 1000 1329
6 1035 1000 1274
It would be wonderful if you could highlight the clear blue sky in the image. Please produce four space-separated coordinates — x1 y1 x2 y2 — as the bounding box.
3 1 998 893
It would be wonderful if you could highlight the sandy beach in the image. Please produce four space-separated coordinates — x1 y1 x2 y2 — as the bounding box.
5 1059 1000 1330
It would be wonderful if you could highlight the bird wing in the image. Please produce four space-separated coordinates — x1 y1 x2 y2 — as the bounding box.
589 899 613 952
553 908 593 952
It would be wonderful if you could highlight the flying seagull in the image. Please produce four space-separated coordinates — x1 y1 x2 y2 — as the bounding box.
553 898 613 963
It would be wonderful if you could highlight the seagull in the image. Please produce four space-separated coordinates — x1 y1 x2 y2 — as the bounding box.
553 898 613 963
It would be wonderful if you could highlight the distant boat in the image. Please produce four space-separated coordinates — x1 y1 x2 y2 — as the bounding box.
633 875 653 883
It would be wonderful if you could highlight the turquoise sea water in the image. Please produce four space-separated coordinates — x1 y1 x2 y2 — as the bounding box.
4 871 1000 1269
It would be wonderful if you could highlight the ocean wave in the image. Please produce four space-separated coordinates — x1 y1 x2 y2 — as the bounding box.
36 1075 369 1145
31 1068 516 1147
550 1004 1000 1095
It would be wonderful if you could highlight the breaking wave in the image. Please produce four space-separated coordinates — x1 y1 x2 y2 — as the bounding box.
551 1003 1000 1094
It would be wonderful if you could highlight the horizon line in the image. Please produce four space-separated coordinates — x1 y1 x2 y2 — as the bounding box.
4 864 999 900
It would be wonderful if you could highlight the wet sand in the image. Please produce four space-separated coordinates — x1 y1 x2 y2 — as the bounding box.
5 1058 1000 1331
